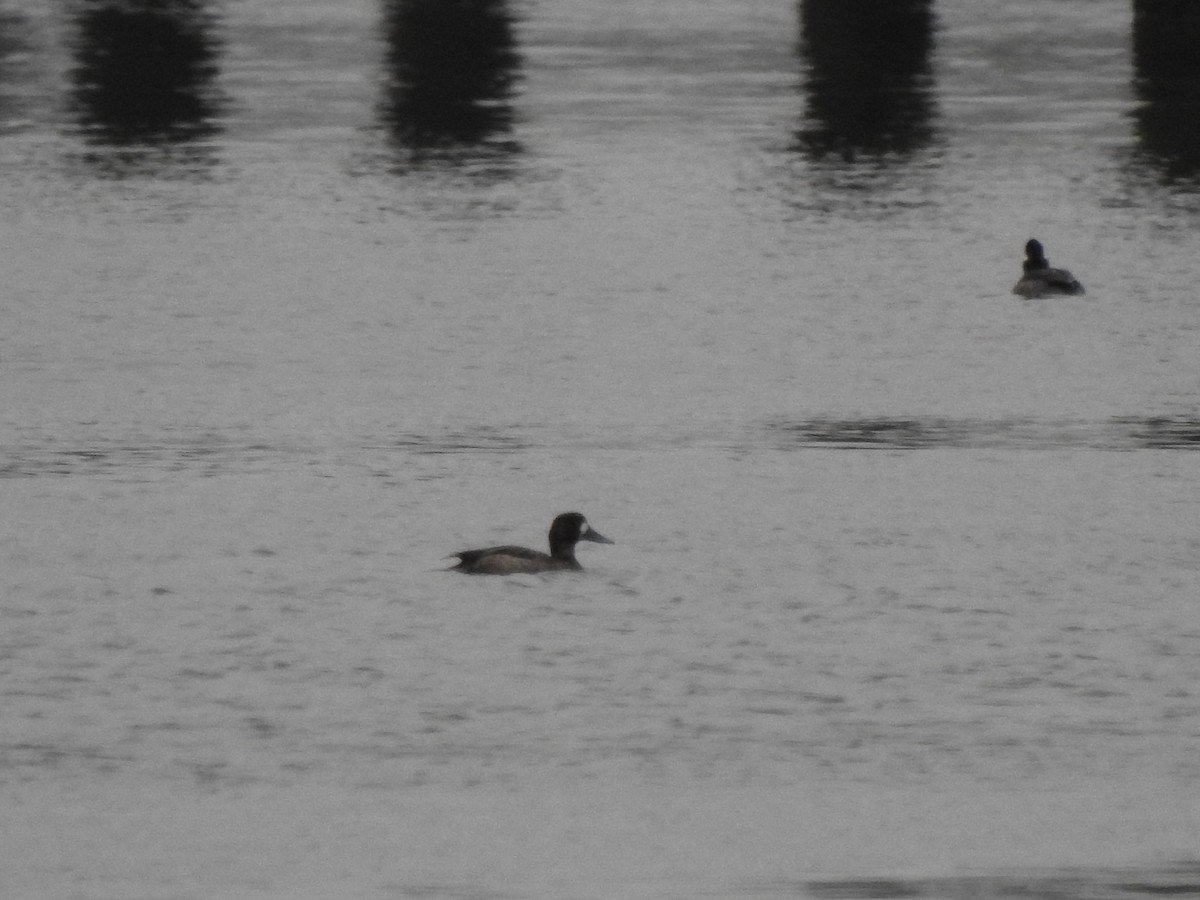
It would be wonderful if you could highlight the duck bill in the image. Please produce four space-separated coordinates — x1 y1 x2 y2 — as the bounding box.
582 528 613 545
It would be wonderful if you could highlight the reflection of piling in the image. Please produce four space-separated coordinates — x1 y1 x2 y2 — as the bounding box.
1132 0 1200 181
0 10 32 128
69 0 222 146
379 0 520 153
796 0 936 160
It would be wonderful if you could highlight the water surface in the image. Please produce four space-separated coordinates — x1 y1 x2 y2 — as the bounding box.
2 0 1198 897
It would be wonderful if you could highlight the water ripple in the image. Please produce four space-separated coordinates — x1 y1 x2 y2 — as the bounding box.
3 415 1199 479
766 416 1200 451
783 867 1200 900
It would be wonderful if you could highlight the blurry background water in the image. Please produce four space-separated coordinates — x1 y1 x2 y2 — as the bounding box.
1 1 1199 898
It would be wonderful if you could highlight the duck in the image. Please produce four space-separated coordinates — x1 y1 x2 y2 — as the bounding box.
447 512 613 575
1012 238 1085 298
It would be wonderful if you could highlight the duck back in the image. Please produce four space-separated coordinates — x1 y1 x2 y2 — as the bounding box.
449 546 578 575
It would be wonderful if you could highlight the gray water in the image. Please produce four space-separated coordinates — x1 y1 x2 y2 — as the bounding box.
2 1 1199 897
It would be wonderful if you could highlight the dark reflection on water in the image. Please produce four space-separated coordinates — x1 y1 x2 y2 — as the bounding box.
1131 0 1200 187
5 417 1200 479
0 8 33 133
789 866 1200 900
67 0 223 174
769 416 1200 450
391 430 531 454
795 0 938 164
377 0 521 167
0 440 283 479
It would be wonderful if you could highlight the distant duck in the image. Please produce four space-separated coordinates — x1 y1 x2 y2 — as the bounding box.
1012 238 1085 298
447 512 613 575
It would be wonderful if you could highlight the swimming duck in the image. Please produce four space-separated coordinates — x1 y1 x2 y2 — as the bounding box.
448 512 613 575
1012 238 1085 298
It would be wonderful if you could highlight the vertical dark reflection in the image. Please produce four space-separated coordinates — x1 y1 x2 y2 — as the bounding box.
1131 0 1200 185
796 0 937 162
378 0 521 164
69 0 224 172
0 9 34 133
